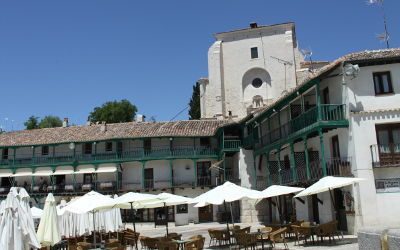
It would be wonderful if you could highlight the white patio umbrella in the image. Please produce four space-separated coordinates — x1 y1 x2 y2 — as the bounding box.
191 181 262 245
64 191 116 246
136 193 193 236
31 207 43 219
258 185 305 223
37 193 61 247
0 190 41 250
294 176 364 198
294 176 364 218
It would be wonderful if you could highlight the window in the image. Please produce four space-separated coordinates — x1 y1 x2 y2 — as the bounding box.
41 145 49 156
83 173 92 184
83 143 92 155
2 148 8 160
117 141 123 154
176 204 188 214
252 78 263 88
144 139 151 152
250 47 258 59
200 138 210 147
373 71 393 95
105 142 113 152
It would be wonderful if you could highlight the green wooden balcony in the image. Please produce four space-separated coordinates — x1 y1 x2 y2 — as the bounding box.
0 146 219 169
257 104 348 152
223 139 242 152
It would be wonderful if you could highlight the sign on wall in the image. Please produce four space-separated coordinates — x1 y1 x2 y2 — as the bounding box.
376 178 400 193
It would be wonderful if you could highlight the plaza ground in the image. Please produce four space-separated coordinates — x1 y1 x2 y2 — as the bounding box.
123 222 358 249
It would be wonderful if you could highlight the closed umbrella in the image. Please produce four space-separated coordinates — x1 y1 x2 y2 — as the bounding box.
37 193 61 247
191 181 262 245
0 189 41 250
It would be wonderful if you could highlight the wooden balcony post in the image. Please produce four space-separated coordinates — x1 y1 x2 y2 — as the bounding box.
141 161 146 189
169 160 173 187
13 147 16 166
278 110 282 139
267 118 271 144
304 137 311 180
193 159 197 187
316 81 322 121
265 152 271 186
276 148 282 185
52 145 56 164
319 129 327 176
289 142 297 182
32 146 35 165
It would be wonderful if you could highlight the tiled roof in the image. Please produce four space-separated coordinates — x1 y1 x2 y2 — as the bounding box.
249 48 400 121
0 120 232 147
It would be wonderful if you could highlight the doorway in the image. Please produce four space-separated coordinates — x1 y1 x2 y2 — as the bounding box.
334 189 348 231
144 168 154 189
310 195 320 224
198 204 213 222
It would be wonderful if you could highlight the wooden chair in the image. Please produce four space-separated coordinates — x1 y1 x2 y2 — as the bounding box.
234 232 258 250
315 221 337 243
76 242 92 250
185 236 205 250
105 241 124 250
291 225 312 245
269 227 288 249
123 230 140 248
300 221 311 227
157 240 178 250
257 226 272 244
165 232 182 240
141 237 159 250
213 229 230 246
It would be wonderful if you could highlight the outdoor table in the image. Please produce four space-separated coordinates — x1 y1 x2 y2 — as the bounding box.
65 185 74 191
173 239 190 250
100 182 113 189
303 225 318 244
256 230 270 250
82 184 92 191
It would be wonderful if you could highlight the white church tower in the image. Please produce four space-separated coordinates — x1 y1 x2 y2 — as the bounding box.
200 22 304 119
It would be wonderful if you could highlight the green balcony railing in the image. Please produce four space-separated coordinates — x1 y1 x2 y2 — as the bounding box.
0 146 219 168
258 104 347 149
223 139 242 151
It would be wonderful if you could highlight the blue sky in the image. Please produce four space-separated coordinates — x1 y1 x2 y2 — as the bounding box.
0 0 398 130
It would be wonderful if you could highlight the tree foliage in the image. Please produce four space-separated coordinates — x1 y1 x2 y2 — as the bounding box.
39 116 63 128
24 116 40 130
188 82 201 120
24 115 62 129
88 99 138 123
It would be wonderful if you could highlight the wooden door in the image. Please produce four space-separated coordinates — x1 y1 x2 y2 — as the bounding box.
144 168 154 189
198 205 213 222
334 189 348 231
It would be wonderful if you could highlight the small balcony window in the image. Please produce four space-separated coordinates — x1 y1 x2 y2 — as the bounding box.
41 145 49 156
2 148 8 160
373 71 393 95
83 143 92 155
105 142 113 152
176 204 188 214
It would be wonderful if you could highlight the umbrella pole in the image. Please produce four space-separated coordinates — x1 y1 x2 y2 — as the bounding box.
130 202 138 250
276 197 282 224
229 202 235 226
92 211 96 247
223 201 232 246
164 202 169 236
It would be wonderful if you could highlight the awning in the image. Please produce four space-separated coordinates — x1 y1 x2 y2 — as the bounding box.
96 165 117 173
12 168 33 177
33 168 53 176
294 176 365 198
75 165 96 174
53 166 74 176
0 169 13 177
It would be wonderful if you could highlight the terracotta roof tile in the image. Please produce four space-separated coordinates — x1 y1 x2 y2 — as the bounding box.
0 120 233 147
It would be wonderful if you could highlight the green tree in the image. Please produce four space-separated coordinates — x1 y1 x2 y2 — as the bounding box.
39 116 63 128
188 81 201 120
24 116 40 130
88 99 138 123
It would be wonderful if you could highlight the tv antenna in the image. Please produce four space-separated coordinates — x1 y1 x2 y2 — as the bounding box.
270 56 293 92
301 48 314 71
368 0 390 48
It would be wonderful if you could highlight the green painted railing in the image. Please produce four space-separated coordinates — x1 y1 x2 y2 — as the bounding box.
0 146 219 168
258 104 346 148
223 140 242 151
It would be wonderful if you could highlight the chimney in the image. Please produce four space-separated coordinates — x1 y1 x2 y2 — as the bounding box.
62 118 69 127
250 22 258 29
135 114 145 122
100 121 107 132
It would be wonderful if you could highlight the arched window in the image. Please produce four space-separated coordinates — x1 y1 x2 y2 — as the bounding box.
252 78 263 88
